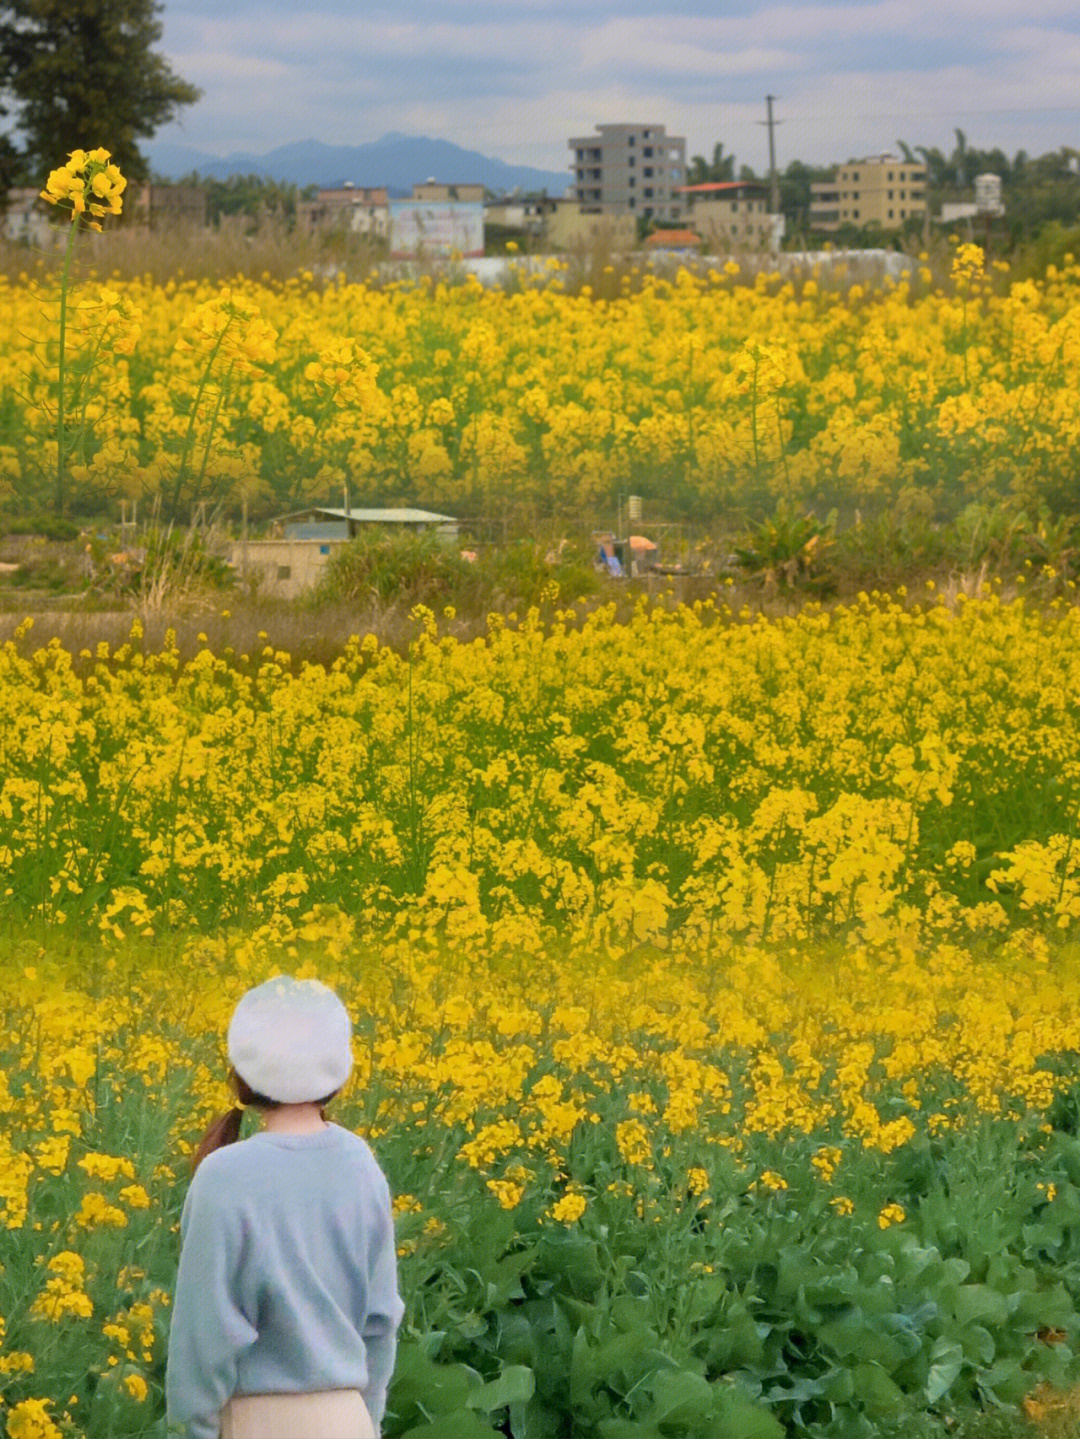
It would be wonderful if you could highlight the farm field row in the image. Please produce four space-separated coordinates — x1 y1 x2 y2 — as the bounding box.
1 593 1079 948
3 242 1079 521
4 594 1080 1435
4 928 1080 1439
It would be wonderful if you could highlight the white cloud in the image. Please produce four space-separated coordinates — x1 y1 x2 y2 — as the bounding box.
155 0 1080 169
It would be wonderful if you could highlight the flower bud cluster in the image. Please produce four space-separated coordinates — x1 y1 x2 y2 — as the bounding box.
40 148 126 232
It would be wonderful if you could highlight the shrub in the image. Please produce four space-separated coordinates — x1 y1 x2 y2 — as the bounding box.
317 530 600 613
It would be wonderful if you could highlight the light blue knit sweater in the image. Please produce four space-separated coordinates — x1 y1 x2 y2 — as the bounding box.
165 1123 404 1439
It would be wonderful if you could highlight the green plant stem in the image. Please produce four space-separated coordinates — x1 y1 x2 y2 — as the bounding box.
55 220 80 517
774 393 792 504
169 322 232 518
193 361 234 500
70 326 108 469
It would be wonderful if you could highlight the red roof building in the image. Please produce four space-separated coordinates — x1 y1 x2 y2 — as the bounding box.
672 181 773 250
644 228 702 249
674 181 765 195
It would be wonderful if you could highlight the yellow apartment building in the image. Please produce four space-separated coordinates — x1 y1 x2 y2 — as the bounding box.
411 181 485 203
810 154 927 231
675 181 773 248
544 200 636 251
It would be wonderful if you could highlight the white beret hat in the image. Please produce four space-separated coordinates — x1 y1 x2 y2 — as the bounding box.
227 975 353 1104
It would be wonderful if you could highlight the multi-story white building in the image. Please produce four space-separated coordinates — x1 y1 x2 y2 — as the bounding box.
296 185 388 238
568 124 686 223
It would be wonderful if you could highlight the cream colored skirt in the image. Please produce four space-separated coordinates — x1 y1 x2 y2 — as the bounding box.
220 1388 375 1439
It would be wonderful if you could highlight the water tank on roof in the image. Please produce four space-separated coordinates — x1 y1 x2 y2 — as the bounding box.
974 173 1004 216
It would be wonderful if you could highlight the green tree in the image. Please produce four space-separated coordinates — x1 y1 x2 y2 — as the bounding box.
778 158 834 237
687 142 737 184
0 0 200 183
186 171 305 227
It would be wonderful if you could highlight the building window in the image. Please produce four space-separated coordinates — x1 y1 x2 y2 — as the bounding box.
628 156 635 166
628 197 635 208
644 166 653 177
319 544 330 555
628 135 635 145
888 189 893 199
643 146 653 158
628 176 635 186
644 187 654 198
888 171 894 180
888 208 894 219
277 565 292 580
642 129 650 138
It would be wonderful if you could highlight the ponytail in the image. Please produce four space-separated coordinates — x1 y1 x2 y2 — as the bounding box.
191 1106 245 1172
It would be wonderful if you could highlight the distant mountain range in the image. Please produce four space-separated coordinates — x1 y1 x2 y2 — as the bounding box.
145 132 571 197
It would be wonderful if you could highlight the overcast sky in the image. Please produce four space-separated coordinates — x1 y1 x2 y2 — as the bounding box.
154 0 1080 175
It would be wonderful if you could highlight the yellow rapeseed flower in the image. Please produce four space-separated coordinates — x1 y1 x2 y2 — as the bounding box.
40 148 126 231
877 1202 906 1229
5 1397 62 1439
549 1192 587 1224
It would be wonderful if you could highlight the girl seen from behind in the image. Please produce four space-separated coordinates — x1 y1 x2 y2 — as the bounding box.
166 975 404 1439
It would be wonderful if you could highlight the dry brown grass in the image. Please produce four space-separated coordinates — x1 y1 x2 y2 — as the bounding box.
0 573 742 671
0 215 386 288
1021 1384 1080 1437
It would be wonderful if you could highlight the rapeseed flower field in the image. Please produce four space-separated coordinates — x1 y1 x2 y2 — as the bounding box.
2 238 1079 520
7 154 1080 1432
6 595 1080 1436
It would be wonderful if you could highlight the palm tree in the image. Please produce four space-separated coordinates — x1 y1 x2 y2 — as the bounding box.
914 144 947 189
687 143 736 184
951 128 970 188
710 143 736 180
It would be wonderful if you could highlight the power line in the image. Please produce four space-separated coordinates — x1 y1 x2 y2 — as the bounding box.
777 105 1080 123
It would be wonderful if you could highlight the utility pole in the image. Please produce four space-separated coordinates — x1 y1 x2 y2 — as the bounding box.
759 95 782 214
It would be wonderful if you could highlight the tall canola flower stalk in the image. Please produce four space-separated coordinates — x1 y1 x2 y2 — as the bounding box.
39 148 127 516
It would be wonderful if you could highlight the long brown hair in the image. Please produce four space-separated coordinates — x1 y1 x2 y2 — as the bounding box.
191 1068 338 1173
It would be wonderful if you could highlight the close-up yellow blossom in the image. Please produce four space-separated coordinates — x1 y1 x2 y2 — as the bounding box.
548 1192 587 1224
40 148 126 231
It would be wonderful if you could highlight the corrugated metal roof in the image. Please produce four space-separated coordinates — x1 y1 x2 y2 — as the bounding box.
675 181 765 194
278 506 457 524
